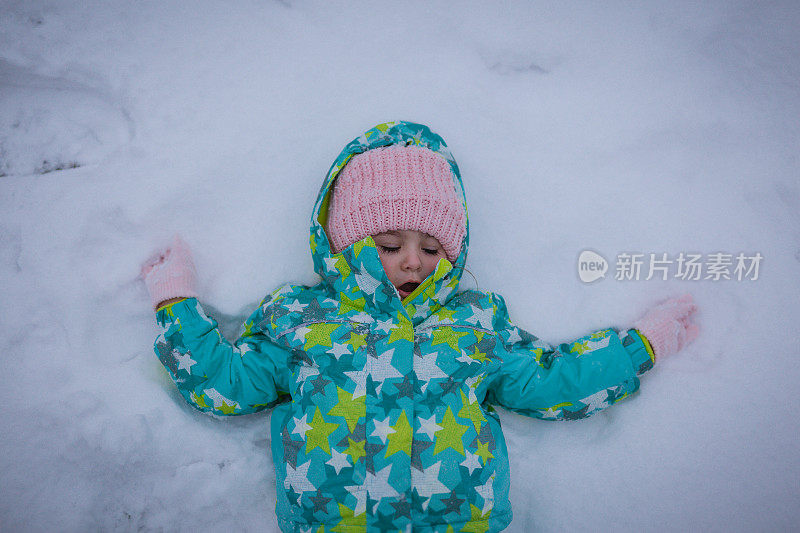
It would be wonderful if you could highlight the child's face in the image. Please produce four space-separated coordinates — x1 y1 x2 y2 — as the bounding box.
372 230 446 299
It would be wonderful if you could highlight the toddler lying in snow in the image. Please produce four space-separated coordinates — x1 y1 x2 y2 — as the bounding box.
142 121 699 532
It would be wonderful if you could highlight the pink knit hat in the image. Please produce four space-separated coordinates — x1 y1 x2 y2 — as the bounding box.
326 144 466 261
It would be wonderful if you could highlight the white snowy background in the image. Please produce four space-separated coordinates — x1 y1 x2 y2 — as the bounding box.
1 1 799 531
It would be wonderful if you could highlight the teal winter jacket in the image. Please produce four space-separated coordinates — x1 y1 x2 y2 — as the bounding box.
153 121 654 532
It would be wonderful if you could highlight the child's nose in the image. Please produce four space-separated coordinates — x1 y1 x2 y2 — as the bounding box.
402 250 422 270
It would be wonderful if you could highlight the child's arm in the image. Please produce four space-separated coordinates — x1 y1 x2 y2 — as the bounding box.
485 293 674 420
142 236 291 415
154 297 292 415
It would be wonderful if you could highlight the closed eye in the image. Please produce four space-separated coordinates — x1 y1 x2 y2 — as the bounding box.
379 246 400 254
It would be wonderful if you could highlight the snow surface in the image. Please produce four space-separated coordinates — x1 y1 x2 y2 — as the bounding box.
1 1 799 531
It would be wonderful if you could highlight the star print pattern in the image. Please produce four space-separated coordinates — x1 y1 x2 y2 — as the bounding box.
152 120 656 533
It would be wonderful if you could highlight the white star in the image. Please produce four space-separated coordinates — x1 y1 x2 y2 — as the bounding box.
343 369 368 398
411 461 448 499
433 281 455 302
285 300 308 313
365 464 397 499
173 350 197 373
461 451 482 475
326 449 351 474
296 363 320 384
475 473 495 515
415 351 446 382
505 327 522 345
370 348 402 383
465 304 494 329
292 413 312 437
293 326 311 343
540 406 561 419
413 301 431 318
345 483 367 515
579 388 611 414
327 342 350 359
350 312 373 324
323 257 338 272
203 388 239 411
284 459 316 493
586 336 611 351
371 417 395 443
455 350 474 366
354 270 382 295
375 318 393 333
417 414 442 441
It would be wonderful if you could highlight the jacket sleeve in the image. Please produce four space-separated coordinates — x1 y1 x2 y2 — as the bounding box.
153 297 292 415
485 293 655 420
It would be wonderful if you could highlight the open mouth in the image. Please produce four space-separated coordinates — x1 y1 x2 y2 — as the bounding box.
398 282 420 295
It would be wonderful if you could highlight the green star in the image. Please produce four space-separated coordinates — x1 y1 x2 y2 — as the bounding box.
306 408 338 455
344 437 365 463
334 255 352 280
570 341 590 355
216 400 237 415
327 387 365 432
433 407 467 456
457 390 486 432
466 345 489 363
304 323 341 350
351 238 371 258
475 440 493 465
332 502 366 531
190 391 209 409
434 307 456 321
339 292 366 314
431 327 468 352
388 320 414 344
385 411 412 458
461 505 491 533
343 331 367 352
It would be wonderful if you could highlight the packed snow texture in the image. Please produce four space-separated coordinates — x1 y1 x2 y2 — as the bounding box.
1 1 799 531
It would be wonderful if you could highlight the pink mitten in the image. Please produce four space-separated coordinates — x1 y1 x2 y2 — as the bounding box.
633 294 700 360
141 235 198 311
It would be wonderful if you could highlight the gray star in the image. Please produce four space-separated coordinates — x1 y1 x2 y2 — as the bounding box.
290 348 314 367
562 404 590 420
266 304 292 327
380 283 398 302
336 423 366 447
410 439 433 471
453 290 486 307
364 441 385 475
155 341 179 376
364 331 387 359
300 299 328 322
282 428 304 468
394 372 420 399
465 336 497 360
309 490 332 513
440 491 466 515
438 376 460 396
309 374 331 396
390 495 412 519
469 424 496 452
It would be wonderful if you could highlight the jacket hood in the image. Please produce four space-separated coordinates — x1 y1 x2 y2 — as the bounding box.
309 121 469 320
